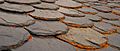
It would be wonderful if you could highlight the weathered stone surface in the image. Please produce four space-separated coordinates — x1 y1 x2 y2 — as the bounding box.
41 0 56 3
85 14 102 22
12 37 76 51
96 12 120 20
62 16 94 28
32 2 59 10
57 27 107 49
58 7 85 17
0 26 30 49
94 46 120 51
5 0 41 4
103 20 120 27
28 9 65 21
78 7 98 14
73 0 88 3
108 34 120 48
92 6 112 13
112 8 120 16
0 3 35 13
93 22 117 34
0 11 35 27
25 21 68 36
55 0 82 8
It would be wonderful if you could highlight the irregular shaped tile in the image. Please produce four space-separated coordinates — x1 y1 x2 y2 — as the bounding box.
93 22 117 34
62 16 94 28
73 0 88 3
103 20 120 27
94 46 120 51
92 6 112 13
85 14 102 22
5 0 41 4
78 7 98 14
25 21 68 36
0 26 30 50
57 27 107 49
55 0 82 8
41 0 56 3
108 34 120 48
28 9 65 21
0 3 35 13
112 8 120 16
58 7 85 17
0 11 35 27
96 12 120 20
32 2 59 10
12 37 76 51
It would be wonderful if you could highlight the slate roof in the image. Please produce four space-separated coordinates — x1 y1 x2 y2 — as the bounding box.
0 0 120 51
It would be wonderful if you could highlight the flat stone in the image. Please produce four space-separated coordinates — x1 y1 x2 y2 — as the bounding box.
25 21 68 36
62 16 94 28
32 2 59 10
5 0 41 4
95 46 120 51
92 6 112 13
0 2 35 13
112 8 120 16
0 26 30 50
55 0 82 8
58 7 85 17
108 34 120 48
41 0 56 3
93 22 117 34
103 20 120 27
12 37 76 51
73 0 88 3
57 27 107 49
96 12 120 20
28 9 65 21
78 7 98 14
0 11 35 27
85 14 102 22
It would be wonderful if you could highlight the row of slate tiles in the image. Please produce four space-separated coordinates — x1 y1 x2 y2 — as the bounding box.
0 0 120 51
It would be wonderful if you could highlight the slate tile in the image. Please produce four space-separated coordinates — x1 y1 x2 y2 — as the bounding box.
55 0 82 8
94 46 120 51
0 11 35 27
28 9 65 21
112 8 120 16
0 26 30 50
62 16 94 28
25 20 68 36
32 2 59 10
5 0 41 4
41 0 56 3
73 0 88 3
0 2 35 13
57 27 107 49
58 7 85 17
12 37 77 51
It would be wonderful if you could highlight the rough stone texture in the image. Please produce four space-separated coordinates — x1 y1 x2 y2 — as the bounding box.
12 37 77 51
62 16 94 28
96 12 120 20
5 0 41 4
57 27 107 49
78 7 98 14
92 6 112 13
25 20 68 36
0 11 35 27
0 26 30 50
32 2 59 10
58 7 85 17
28 9 65 21
0 2 35 13
55 0 82 8
112 8 120 16
85 14 102 22
93 22 117 34
103 20 120 27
